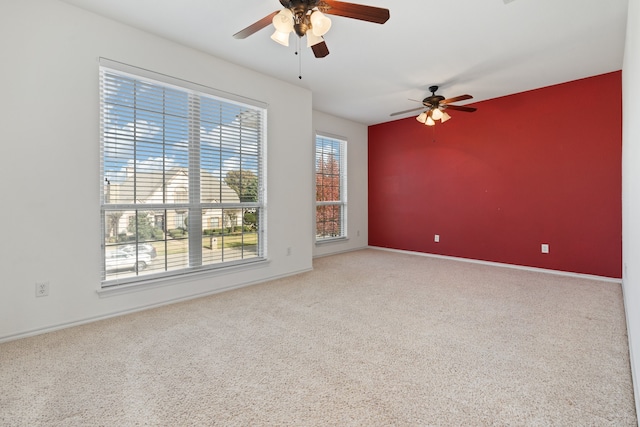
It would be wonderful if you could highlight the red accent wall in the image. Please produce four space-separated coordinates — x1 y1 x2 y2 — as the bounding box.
368 72 622 277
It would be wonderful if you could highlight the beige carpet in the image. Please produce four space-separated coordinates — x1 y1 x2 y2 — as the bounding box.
0 249 636 426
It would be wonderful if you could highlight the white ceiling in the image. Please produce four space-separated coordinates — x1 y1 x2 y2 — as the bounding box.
62 0 629 125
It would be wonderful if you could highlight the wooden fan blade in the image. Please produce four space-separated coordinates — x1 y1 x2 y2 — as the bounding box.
312 40 330 58
321 0 390 24
233 11 279 39
441 94 473 104
390 107 424 117
443 104 477 112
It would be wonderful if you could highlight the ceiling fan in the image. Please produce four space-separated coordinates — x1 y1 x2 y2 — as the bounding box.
391 86 477 126
233 0 390 58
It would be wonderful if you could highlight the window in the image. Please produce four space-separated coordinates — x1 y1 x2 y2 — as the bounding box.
315 134 347 241
100 60 266 287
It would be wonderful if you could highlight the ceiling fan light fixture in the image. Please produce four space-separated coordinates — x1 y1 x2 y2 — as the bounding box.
310 10 332 36
425 115 436 126
270 29 290 46
397 86 475 126
272 8 294 33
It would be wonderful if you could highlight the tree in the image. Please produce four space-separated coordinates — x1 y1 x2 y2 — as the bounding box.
106 211 123 242
316 154 341 237
243 210 257 231
226 170 259 230
224 210 238 229
127 212 162 241
225 170 258 202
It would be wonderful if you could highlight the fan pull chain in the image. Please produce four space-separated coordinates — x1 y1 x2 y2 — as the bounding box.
296 37 302 79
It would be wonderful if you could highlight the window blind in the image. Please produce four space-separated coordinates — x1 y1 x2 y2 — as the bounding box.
100 60 266 287
315 134 347 240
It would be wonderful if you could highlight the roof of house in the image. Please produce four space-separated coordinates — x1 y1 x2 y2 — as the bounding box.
109 167 240 205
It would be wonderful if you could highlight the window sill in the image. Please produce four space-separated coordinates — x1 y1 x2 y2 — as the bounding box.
315 236 349 246
97 258 270 298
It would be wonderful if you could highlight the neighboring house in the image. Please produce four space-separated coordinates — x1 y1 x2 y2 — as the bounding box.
106 167 241 239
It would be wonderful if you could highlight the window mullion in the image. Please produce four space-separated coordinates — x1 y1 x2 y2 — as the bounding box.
188 93 202 268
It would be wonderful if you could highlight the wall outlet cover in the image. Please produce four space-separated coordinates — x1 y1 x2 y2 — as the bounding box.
35 281 49 297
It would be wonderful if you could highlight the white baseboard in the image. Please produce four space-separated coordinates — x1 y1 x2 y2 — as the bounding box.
313 245 368 259
0 266 313 344
621 279 640 421
368 246 622 283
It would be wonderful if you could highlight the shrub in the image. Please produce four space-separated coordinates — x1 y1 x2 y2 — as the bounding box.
168 228 186 239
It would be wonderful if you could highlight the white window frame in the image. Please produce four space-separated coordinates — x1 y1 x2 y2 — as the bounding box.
315 133 347 242
99 59 267 288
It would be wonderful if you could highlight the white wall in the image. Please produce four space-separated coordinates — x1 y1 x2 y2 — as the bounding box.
312 111 369 257
622 0 640 419
0 0 317 341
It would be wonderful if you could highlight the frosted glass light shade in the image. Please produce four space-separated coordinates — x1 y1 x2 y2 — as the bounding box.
431 108 443 120
310 11 332 36
425 115 436 126
273 9 294 32
441 111 452 123
307 31 323 47
271 30 290 46
416 112 428 123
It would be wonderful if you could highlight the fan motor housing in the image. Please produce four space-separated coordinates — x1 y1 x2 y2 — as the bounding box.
424 86 444 107
280 0 321 10
423 95 444 107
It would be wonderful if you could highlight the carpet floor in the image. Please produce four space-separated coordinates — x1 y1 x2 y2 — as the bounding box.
0 249 636 426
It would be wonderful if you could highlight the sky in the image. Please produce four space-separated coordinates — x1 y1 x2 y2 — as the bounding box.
101 68 262 189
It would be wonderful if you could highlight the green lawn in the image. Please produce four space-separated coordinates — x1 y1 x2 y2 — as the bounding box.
153 232 258 256
213 233 258 249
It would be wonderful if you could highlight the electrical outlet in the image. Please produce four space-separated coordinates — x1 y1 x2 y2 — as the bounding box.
541 244 549 254
35 281 49 297
434 234 440 243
